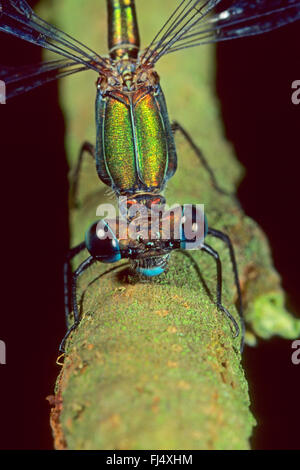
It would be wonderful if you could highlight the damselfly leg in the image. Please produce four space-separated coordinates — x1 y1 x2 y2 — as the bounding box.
207 227 245 351
69 141 96 208
63 242 86 326
172 121 231 196
201 238 244 352
61 251 96 352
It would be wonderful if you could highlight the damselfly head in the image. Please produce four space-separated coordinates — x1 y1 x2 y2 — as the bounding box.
85 204 207 277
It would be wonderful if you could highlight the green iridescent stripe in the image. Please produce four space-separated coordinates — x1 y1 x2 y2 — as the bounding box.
107 0 140 57
135 94 168 188
104 98 137 191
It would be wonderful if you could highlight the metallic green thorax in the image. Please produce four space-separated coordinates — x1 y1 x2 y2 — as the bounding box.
96 1 177 197
95 85 177 196
107 0 140 59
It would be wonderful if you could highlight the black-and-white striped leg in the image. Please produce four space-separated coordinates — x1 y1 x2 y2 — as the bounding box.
201 242 241 351
172 121 231 196
70 141 95 207
60 254 96 352
207 227 245 352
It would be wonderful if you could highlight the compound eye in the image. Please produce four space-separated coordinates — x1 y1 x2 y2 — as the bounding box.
180 205 208 250
85 221 121 263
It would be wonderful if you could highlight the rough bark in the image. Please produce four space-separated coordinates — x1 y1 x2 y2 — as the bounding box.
49 130 300 449
44 0 300 451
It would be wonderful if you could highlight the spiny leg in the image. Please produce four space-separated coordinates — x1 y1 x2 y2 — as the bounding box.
201 243 241 351
172 120 231 196
60 255 96 352
70 141 95 208
207 227 245 351
63 242 86 326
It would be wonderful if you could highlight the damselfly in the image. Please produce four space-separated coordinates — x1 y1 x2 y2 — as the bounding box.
1 0 300 353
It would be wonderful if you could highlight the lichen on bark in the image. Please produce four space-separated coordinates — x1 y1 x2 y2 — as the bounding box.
44 0 300 451
50 129 300 449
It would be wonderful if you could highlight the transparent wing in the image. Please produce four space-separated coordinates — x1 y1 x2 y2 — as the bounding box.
0 59 88 99
0 0 107 70
143 0 300 64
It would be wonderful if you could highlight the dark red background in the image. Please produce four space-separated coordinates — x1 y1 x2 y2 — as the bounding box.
0 0 299 450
